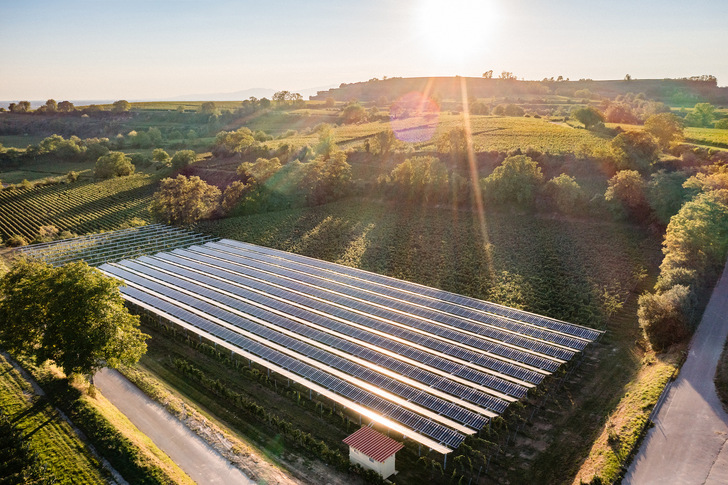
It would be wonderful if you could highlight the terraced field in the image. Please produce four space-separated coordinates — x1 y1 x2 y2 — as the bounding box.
0 174 157 239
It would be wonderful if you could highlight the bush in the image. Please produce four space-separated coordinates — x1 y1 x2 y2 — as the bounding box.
638 285 693 351
95 151 134 179
546 174 585 212
481 155 544 206
5 234 28 247
610 131 659 173
170 150 197 170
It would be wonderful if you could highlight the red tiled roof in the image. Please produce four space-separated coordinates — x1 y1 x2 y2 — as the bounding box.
343 427 404 462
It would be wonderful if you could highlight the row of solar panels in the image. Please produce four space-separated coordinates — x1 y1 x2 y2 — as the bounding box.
98 239 600 451
223 239 602 342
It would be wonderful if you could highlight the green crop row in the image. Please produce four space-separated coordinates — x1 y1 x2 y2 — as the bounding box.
0 174 156 239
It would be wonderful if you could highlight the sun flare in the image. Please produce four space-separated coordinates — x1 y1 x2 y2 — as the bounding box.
415 0 499 62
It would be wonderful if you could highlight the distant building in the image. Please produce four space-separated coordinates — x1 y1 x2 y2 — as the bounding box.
343 426 404 478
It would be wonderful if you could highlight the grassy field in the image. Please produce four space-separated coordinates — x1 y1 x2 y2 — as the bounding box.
685 126 728 148
0 354 107 484
0 134 47 149
0 173 157 239
268 113 613 156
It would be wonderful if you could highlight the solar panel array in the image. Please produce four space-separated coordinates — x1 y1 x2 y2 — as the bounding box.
99 237 602 453
15 224 218 267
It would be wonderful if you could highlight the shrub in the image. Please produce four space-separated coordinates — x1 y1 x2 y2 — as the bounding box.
638 285 693 351
481 155 544 206
610 131 659 172
5 235 28 247
95 151 134 179
170 150 197 170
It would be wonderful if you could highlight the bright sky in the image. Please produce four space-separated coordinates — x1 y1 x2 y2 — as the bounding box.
1 0 726 101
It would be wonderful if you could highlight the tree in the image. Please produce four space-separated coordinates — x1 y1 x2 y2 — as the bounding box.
624 74 632 81
324 96 335 108
638 285 692 351
212 128 257 156
112 100 131 113
545 174 585 212
221 180 249 213
95 151 135 178
644 113 684 149
387 156 449 203
374 129 398 155
57 100 75 113
44 99 58 113
200 101 217 115
481 155 544 206
482 70 493 79
340 102 367 124
237 157 281 185
610 131 659 172
605 170 647 210
661 189 728 278
9 101 31 113
170 150 197 170
604 103 639 124
685 102 716 127
647 170 689 224
572 106 605 130
151 175 221 225
437 127 468 168
152 148 170 164
0 259 148 379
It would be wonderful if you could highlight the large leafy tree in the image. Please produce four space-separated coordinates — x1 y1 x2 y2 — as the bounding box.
644 113 684 149
0 259 147 378
95 151 135 178
610 131 659 173
684 102 716 127
572 106 605 130
151 174 221 225
481 155 544 206
112 100 131 113
605 170 647 210
387 156 449 203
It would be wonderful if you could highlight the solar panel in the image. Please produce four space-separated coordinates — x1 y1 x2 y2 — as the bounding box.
108 274 468 449
221 239 602 340
166 248 545 386
92 229 603 454
181 246 559 375
134 255 513 411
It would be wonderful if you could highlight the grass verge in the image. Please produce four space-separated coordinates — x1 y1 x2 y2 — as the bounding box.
16 357 189 485
571 351 680 484
0 353 107 484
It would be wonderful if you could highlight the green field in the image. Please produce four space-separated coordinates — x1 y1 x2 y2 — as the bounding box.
0 354 107 484
685 126 728 148
0 174 156 239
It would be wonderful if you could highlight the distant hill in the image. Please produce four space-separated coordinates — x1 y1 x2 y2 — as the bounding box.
310 77 728 106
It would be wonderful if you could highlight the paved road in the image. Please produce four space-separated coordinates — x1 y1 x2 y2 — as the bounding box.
95 368 253 485
624 262 728 484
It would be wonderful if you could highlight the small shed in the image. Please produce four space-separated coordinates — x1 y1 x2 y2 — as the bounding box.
343 427 404 478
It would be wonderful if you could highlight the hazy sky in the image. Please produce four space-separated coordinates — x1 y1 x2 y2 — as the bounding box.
1 0 726 101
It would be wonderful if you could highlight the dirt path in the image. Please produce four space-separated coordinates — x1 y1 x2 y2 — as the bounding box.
95 368 254 484
624 262 728 484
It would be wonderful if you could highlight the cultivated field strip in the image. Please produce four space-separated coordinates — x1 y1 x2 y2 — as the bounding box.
95 235 601 453
0 175 155 239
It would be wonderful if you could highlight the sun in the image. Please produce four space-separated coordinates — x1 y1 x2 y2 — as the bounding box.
414 0 500 63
